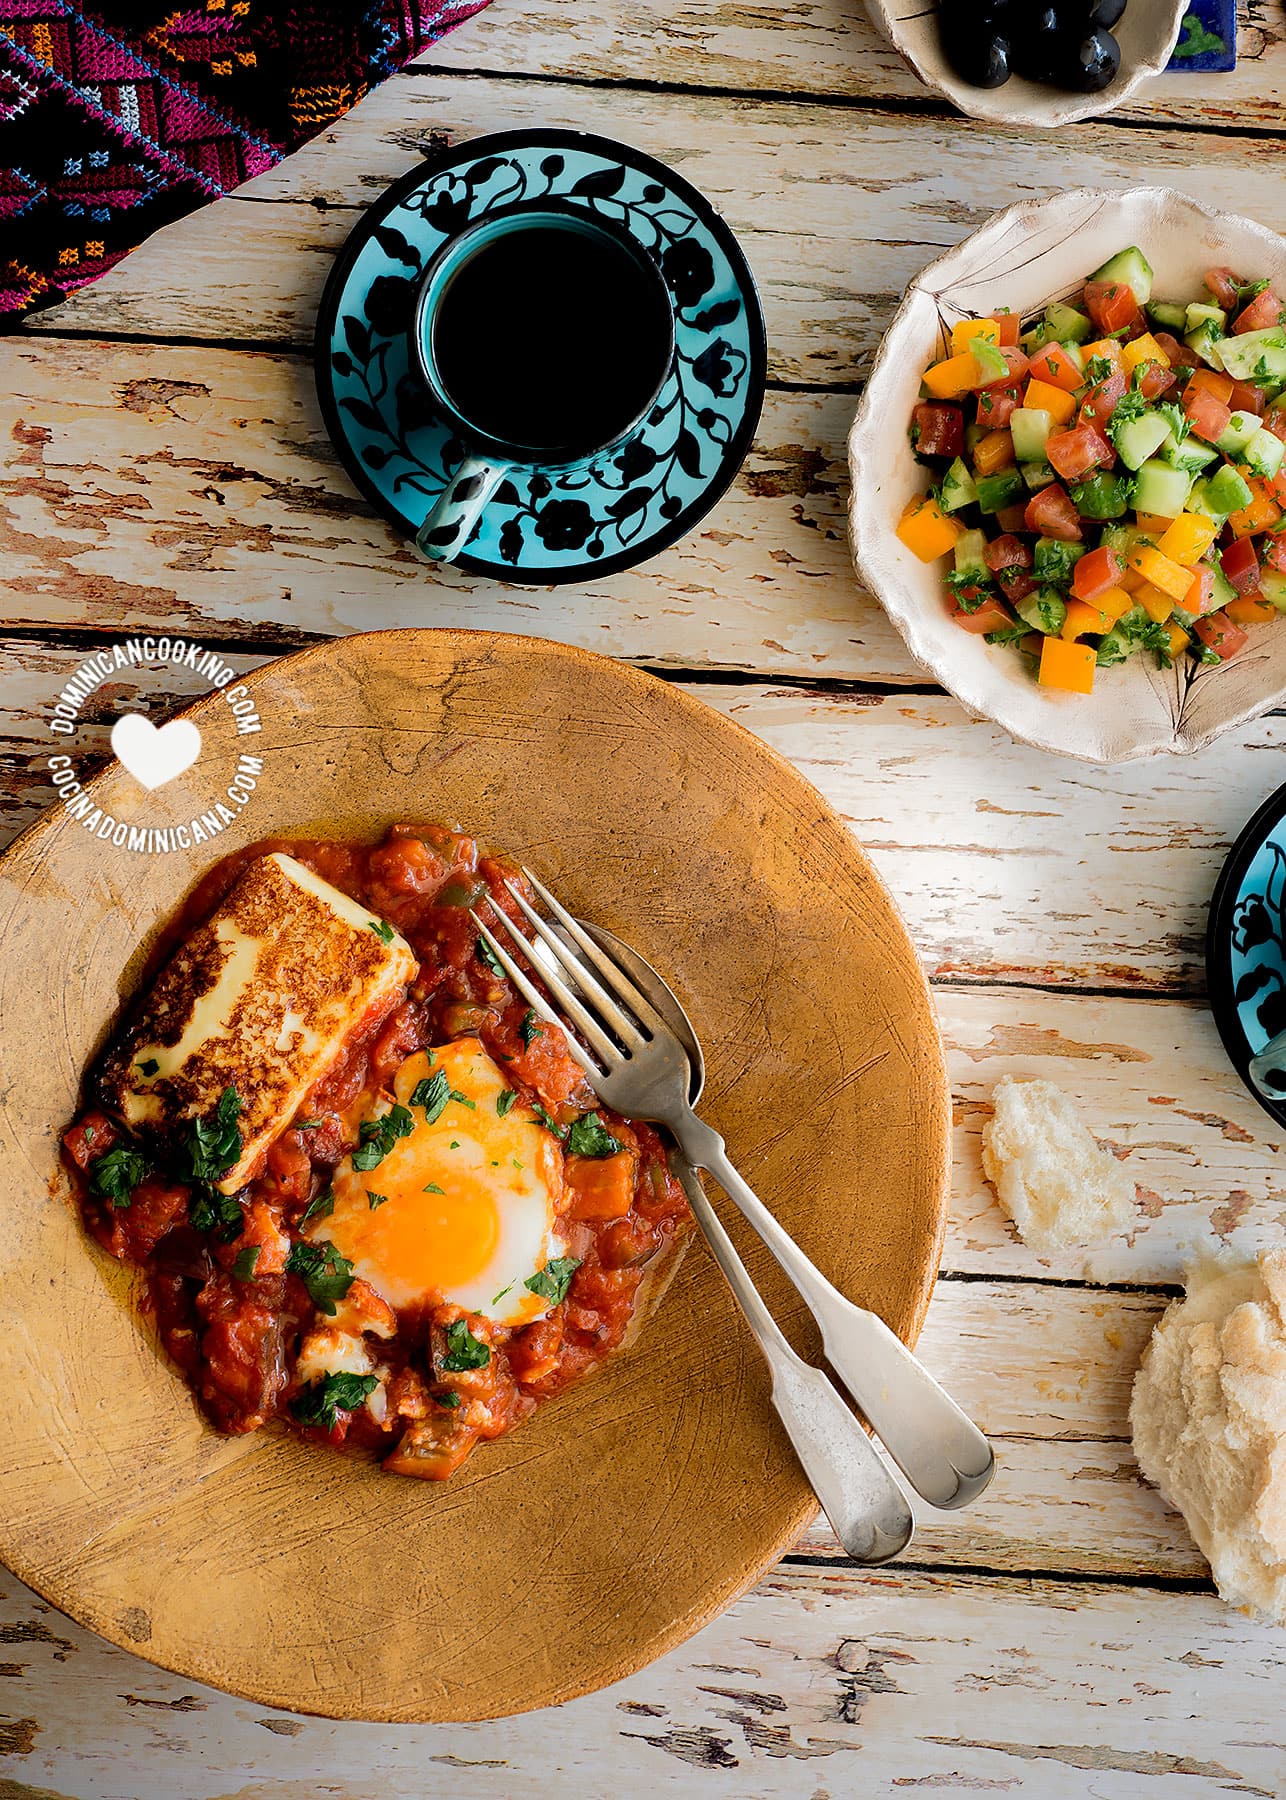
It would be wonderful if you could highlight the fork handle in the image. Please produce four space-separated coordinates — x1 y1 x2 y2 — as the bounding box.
675 1117 994 1512
669 1155 913 1564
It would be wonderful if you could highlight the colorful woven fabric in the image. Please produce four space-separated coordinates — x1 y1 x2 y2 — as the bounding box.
0 0 494 320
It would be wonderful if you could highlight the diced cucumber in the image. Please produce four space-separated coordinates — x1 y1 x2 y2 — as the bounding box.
1096 605 1148 667
975 467 1025 514
971 338 1010 385
1215 410 1261 457
1114 411 1171 471
1089 246 1153 307
1208 559 1239 610
1217 327 1286 383
1020 320 1055 354
939 457 978 513
1069 472 1134 520
1099 523 1134 553
1260 568 1286 613
1033 537 1085 585
1245 427 1286 480
1170 605 1197 631
1009 407 1052 463
1163 435 1219 474
964 423 988 457
1187 477 1226 522
1185 320 1226 370
1044 301 1092 345
953 529 990 581
1020 459 1057 492
1133 459 1193 519
1148 299 1189 332
1185 302 1227 335
1059 341 1086 375
1015 587 1067 635
1206 462 1255 516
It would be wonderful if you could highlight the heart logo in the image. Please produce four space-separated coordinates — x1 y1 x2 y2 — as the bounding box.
110 714 202 792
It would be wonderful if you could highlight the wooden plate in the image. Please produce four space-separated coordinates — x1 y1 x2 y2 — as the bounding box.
0 630 948 1722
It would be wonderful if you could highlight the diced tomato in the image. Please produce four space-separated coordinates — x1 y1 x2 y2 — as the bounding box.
1046 423 1115 483
1228 380 1266 417
1071 544 1124 602
1182 384 1232 444
1233 287 1284 334
998 570 1038 601
984 533 1032 574
975 379 1023 430
1083 279 1141 336
1221 536 1262 594
1182 565 1217 616
1024 483 1082 542
1186 368 1234 404
1027 342 1082 393
1152 330 1198 375
1205 266 1243 311
1262 404 1286 444
995 502 1029 534
1194 611 1249 661
1079 370 1127 428
1136 361 1176 401
949 596 1013 635
995 313 1021 348
911 401 965 460
1262 531 1286 575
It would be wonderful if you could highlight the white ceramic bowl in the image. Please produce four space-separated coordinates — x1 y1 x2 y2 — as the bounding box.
864 1 1187 129
848 186 1286 764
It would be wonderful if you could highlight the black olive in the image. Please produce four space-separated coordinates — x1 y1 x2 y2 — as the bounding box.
1068 25 1122 90
939 18 1012 87
1089 0 1127 26
1009 5 1070 82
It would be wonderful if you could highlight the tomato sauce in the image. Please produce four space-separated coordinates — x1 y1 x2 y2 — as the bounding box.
64 825 689 1479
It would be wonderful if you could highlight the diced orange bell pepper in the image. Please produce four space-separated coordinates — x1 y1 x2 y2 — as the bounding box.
896 493 962 561
1038 636 1096 694
1061 599 1112 639
1096 585 1134 623
564 1151 637 1220
1228 480 1283 539
1187 368 1235 404
1134 512 1178 536
1225 593 1277 625
973 428 1015 476
1165 621 1191 659
923 351 982 400
1024 378 1077 426
1082 337 1125 374
1122 331 1172 373
1182 565 1217 616
951 318 1000 354
995 312 1021 348
1158 513 1219 565
1128 544 1192 601
1136 582 1176 624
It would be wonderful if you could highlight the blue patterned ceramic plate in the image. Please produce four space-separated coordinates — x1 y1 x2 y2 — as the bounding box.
1207 782 1286 1126
314 128 766 582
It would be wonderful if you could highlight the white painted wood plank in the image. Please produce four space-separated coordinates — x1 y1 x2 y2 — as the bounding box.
3 1560 1282 1800
29 74 1286 385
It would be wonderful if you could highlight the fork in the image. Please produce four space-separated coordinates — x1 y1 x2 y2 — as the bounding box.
473 874 995 1517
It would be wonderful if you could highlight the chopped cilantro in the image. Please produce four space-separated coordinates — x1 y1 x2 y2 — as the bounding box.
89 1145 149 1209
175 1084 242 1185
366 1190 389 1211
492 1284 513 1305
231 1245 261 1281
367 918 395 944
496 1089 516 1117
409 1068 449 1123
1085 355 1113 385
352 1103 415 1170
567 1112 624 1158
295 1118 321 1131
136 1057 159 1077
477 935 507 977
189 1185 243 1239
441 1318 490 1372
285 1239 356 1316
519 1009 543 1049
438 1390 461 1409
1237 277 1271 305
301 1186 334 1224
448 1089 476 1110
524 1256 581 1304
531 1102 567 1140
291 1370 379 1432
424 1182 445 1195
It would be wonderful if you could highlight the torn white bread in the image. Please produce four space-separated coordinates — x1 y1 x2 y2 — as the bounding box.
1131 1250 1286 1623
980 1076 1135 1256
96 852 416 1191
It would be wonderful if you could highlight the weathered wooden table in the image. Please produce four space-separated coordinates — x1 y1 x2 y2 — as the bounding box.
4 4 1286 1794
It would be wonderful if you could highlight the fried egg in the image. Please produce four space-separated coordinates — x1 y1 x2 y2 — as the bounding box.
320 1038 567 1328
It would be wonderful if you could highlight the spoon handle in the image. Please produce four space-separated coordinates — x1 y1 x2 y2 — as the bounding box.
676 1116 994 1512
669 1154 913 1564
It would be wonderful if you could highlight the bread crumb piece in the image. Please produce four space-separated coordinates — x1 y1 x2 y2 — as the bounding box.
980 1076 1135 1256
1131 1251 1286 1624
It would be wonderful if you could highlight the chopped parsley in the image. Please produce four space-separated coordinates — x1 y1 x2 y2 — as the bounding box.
531 1101 567 1140
285 1239 356 1316
367 918 395 944
89 1145 149 1209
424 1182 445 1195
231 1245 261 1281
176 1084 242 1185
438 1390 461 1409
1199 644 1222 665
295 1118 321 1131
409 1068 449 1124
477 935 507 977
291 1370 379 1432
567 1111 624 1158
441 1318 490 1372
524 1257 581 1304
1237 277 1271 305
496 1089 516 1117
1084 355 1113 385
136 1057 159 1077
301 1186 334 1224
519 1009 542 1049
366 1190 388 1211
493 1284 513 1304
352 1103 415 1170
1155 400 1189 446
189 1185 244 1239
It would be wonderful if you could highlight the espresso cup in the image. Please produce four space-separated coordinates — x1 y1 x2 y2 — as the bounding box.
411 202 676 563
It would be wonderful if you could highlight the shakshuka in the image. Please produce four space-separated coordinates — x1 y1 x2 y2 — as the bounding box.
63 826 689 1479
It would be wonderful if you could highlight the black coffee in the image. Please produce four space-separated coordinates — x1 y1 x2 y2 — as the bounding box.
430 218 673 459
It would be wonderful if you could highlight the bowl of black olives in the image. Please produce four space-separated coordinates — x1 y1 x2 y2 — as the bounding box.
865 0 1187 127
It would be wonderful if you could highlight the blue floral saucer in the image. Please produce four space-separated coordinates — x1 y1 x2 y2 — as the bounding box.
1207 781 1286 1128
314 129 767 582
